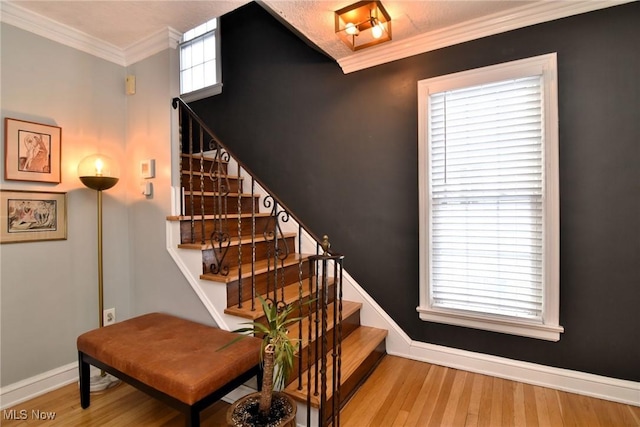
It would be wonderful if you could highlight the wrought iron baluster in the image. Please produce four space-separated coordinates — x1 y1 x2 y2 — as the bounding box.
335 256 344 427
272 200 279 304
198 129 205 245
297 259 304 391
237 164 243 308
176 102 185 220
319 255 328 427
298 224 302 260
251 177 256 311
262 196 291 306
331 258 338 424
188 116 195 244
306 261 314 427
209 142 231 276
313 265 320 398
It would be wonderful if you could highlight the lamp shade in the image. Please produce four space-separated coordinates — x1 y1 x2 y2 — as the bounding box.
78 154 120 191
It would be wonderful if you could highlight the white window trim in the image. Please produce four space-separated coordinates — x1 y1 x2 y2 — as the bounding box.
181 82 222 103
179 20 222 102
417 53 563 341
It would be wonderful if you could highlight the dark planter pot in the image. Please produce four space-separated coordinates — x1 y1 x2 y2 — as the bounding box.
226 391 297 427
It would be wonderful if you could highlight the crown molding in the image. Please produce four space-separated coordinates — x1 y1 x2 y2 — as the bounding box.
337 1 634 74
0 1 126 66
123 27 182 66
0 2 180 68
2 0 632 72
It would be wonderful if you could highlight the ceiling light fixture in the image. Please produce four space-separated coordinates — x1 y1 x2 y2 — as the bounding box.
335 1 391 51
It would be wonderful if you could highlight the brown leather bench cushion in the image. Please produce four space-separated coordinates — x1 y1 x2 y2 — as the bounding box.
77 312 261 405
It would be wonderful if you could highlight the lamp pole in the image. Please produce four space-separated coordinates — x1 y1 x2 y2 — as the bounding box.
78 154 120 392
97 189 104 328
79 175 119 329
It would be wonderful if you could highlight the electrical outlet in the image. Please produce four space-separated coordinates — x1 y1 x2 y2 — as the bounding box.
103 308 116 326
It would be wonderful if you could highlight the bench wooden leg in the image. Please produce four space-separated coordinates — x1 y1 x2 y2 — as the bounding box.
78 351 90 409
185 407 199 427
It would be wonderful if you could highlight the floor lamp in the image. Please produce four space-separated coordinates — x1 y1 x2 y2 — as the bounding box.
78 154 121 392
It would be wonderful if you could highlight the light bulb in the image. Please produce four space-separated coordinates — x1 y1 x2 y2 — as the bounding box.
78 154 119 190
94 158 104 176
345 22 358 35
371 23 384 39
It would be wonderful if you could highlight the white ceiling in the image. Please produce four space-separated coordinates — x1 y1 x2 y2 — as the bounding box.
4 1 629 70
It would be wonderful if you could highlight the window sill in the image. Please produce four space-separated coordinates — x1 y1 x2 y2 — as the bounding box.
181 83 222 103
416 306 564 341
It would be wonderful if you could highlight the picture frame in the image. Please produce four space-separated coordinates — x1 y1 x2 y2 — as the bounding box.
0 190 67 243
4 117 62 183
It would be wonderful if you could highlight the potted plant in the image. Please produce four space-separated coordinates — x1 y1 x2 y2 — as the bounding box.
225 296 302 427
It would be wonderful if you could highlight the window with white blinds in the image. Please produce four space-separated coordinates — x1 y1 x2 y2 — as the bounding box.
417 54 563 341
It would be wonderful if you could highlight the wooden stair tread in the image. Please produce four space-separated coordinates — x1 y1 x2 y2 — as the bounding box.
181 171 242 179
223 277 337 320
183 190 259 198
178 231 296 251
181 153 228 162
200 253 312 283
283 326 388 407
167 212 273 221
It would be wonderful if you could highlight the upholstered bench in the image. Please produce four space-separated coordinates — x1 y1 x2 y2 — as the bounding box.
77 312 262 427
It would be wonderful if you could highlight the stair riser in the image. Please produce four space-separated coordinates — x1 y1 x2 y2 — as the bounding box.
202 236 297 275
181 174 242 193
179 216 276 244
226 260 313 308
183 195 259 216
292 283 336 319
181 156 228 175
287 309 361 387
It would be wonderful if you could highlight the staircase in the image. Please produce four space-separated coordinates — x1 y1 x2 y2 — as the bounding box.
167 98 387 426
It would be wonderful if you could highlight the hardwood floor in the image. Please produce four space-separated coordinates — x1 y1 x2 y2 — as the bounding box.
3 356 638 426
340 357 639 427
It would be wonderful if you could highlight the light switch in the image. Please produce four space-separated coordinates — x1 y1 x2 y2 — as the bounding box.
142 182 152 196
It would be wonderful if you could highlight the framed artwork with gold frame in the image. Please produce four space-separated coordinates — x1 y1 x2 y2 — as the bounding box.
4 118 62 183
0 190 67 243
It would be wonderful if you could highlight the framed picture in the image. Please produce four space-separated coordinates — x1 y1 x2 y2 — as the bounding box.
0 190 67 243
4 118 62 183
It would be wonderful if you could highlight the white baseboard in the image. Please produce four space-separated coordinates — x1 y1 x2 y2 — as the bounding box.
3 320 635 413
340 261 639 407
0 362 78 410
0 363 258 411
391 340 640 407
1 344 637 414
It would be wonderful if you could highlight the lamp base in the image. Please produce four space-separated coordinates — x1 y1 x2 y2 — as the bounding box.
89 373 121 393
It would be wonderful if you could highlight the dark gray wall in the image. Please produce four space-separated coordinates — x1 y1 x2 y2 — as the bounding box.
192 2 640 381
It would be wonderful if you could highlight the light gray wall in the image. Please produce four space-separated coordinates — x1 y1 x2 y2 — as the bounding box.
125 49 213 325
0 24 130 386
0 23 211 388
